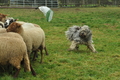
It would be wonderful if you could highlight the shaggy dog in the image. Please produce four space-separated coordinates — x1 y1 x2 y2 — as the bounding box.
65 25 97 53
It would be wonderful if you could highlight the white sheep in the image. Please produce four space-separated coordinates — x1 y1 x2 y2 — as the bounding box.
0 32 31 78
0 21 4 28
4 17 30 28
4 18 48 61
4 17 40 28
7 22 48 63
0 28 23 40
0 28 8 33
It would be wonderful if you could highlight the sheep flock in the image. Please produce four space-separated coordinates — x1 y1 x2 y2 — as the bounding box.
0 13 48 78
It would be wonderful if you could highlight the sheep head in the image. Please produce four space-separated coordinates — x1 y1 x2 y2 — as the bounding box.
4 18 18 28
6 22 22 34
0 13 7 23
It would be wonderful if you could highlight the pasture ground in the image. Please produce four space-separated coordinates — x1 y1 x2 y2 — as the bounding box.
0 7 120 80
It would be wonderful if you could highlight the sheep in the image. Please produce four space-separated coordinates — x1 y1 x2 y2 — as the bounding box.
5 18 34 28
4 17 36 29
0 13 7 23
4 17 39 28
4 18 48 60
0 21 4 28
0 28 25 40
0 28 6 33
4 17 26 28
0 32 31 78
7 22 48 63
0 13 7 28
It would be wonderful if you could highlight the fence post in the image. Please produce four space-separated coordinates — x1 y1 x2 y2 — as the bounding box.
98 0 100 6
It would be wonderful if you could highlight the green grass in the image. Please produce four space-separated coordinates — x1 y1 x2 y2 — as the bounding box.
0 7 120 80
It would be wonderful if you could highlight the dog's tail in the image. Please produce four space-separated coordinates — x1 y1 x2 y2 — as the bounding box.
65 25 80 41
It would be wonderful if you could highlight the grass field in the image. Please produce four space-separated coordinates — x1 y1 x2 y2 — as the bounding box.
0 7 120 80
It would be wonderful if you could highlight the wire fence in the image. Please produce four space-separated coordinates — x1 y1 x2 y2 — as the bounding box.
0 0 120 8
9 0 58 8
0 0 59 8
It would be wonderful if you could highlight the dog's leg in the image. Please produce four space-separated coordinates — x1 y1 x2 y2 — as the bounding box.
87 43 97 53
75 44 79 50
68 41 78 51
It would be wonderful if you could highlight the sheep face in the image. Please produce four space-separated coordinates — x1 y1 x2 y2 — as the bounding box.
6 22 22 33
0 13 7 23
4 18 17 28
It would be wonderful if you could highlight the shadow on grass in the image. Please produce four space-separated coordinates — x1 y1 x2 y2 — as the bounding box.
0 65 12 77
67 49 92 54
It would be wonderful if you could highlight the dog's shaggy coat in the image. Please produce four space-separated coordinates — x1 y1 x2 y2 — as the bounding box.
65 25 97 53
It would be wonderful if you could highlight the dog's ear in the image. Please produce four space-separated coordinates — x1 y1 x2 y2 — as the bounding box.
86 31 92 39
76 27 81 30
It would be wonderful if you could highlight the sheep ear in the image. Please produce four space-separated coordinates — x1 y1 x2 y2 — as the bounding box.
4 14 7 16
0 13 7 16
17 23 22 28
2 14 7 17
15 19 18 21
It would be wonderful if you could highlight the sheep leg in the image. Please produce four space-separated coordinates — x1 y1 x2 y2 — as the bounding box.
27 55 36 76
35 51 39 58
13 68 21 78
30 64 36 76
23 53 31 72
32 51 37 61
40 49 43 63
39 46 43 63
9 58 21 78
44 47 48 55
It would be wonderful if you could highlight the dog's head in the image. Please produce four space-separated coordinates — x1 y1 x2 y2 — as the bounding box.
79 25 92 39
